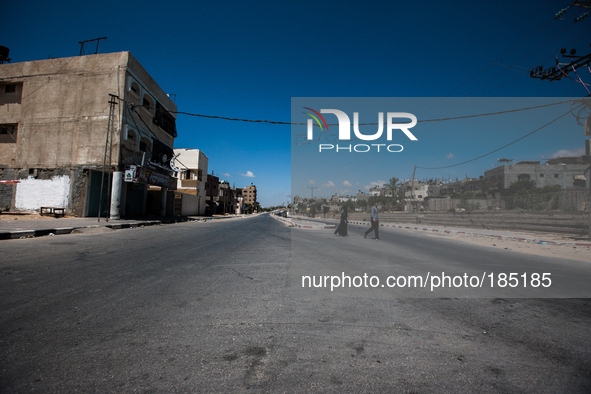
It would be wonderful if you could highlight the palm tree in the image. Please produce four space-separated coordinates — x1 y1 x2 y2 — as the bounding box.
386 177 400 200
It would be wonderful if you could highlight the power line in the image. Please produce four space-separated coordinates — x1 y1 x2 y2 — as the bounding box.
166 99 579 130
442 16 557 98
173 111 294 125
415 106 579 170
312 24 591 186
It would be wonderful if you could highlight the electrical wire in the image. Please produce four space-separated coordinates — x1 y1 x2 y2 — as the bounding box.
143 99 579 132
415 105 579 170
125 102 190 171
439 16 557 98
291 99 582 186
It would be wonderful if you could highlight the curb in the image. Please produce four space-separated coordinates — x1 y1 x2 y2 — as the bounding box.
270 215 336 230
0 216 244 240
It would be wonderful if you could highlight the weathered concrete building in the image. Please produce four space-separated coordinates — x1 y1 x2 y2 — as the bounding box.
243 184 257 206
401 180 429 200
0 51 178 217
484 157 590 191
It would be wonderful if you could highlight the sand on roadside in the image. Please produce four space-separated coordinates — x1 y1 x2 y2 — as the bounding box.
425 231 591 263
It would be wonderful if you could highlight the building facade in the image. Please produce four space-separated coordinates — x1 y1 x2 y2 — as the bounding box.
174 148 208 215
0 51 178 217
484 157 590 191
243 184 257 206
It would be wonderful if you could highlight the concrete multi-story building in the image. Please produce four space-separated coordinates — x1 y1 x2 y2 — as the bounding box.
205 172 220 214
174 148 208 215
401 180 430 200
0 51 178 217
243 184 257 206
216 180 236 214
368 186 382 196
484 157 590 191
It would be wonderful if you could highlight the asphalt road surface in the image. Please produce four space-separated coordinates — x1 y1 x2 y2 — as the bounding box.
0 213 590 393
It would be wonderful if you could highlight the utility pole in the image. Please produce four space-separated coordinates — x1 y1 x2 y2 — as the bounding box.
530 47 591 88
586 118 591 240
531 4 591 239
307 186 317 199
410 165 417 212
98 95 118 222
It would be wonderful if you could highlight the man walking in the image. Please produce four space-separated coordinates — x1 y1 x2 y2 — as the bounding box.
364 201 381 240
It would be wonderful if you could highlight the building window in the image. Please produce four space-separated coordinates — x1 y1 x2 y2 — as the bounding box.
142 94 154 112
1 82 22 104
127 129 137 143
0 123 17 143
139 137 152 153
130 82 140 96
573 175 586 188
539 173 544 178
554 174 559 178
517 174 531 181
153 102 177 137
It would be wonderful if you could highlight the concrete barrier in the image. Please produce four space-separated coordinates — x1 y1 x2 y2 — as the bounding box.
339 211 588 235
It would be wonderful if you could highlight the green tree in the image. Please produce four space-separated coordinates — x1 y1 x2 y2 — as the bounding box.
252 202 261 213
504 179 537 196
477 177 496 197
385 177 400 198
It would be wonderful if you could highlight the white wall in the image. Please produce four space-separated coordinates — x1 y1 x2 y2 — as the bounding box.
15 175 71 211
180 193 200 216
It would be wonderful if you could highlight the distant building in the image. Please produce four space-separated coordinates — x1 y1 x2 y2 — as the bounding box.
368 186 382 196
338 195 357 202
401 180 429 200
217 181 235 214
243 184 257 206
205 172 220 213
434 177 481 196
484 157 590 191
356 191 370 201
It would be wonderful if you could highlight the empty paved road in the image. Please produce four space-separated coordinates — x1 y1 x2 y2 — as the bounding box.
1 214 590 392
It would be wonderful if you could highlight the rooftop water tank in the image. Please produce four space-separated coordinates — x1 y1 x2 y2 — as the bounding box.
0 46 10 63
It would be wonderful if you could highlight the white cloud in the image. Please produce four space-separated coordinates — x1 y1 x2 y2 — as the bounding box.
364 180 387 190
240 171 255 178
550 147 585 158
446 153 455 159
343 180 352 187
220 172 231 177
308 180 316 185
322 181 335 187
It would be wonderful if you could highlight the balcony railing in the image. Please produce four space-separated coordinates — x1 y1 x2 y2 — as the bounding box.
181 179 199 188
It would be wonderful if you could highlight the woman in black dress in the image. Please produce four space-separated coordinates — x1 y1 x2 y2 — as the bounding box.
334 206 348 236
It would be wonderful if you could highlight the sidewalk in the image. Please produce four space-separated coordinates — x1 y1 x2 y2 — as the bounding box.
0 213 243 240
286 216 591 247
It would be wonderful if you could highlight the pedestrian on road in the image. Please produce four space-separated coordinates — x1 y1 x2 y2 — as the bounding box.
364 201 381 240
334 206 348 236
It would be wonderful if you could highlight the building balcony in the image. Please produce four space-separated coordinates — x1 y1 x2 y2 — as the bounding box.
180 179 199 188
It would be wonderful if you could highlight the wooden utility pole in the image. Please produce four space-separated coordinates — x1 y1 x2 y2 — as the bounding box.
410 165 417 211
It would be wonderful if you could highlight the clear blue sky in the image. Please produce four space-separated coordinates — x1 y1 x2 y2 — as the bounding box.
4 1 591 206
